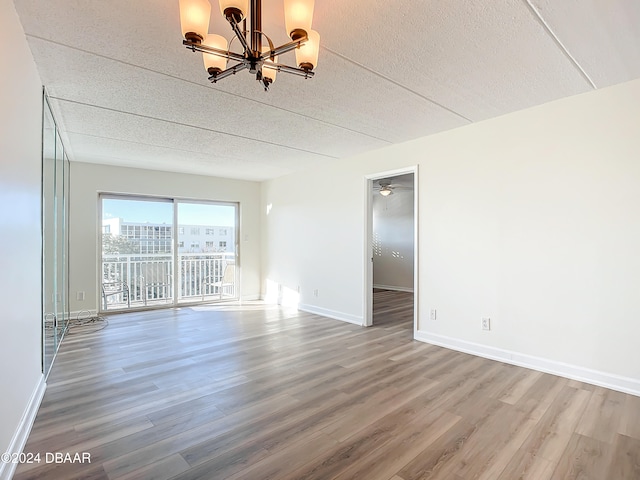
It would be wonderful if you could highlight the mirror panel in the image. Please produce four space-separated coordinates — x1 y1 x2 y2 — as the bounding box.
42 92 70 377
42 95 57 374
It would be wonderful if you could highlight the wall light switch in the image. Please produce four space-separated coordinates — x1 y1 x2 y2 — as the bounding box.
481 317 491 331
430 309 437 320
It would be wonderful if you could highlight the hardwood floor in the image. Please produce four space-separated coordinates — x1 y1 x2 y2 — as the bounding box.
14 293 640 480
372 288 413 331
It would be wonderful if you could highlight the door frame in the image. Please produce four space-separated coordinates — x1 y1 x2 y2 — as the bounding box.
363 166 419 333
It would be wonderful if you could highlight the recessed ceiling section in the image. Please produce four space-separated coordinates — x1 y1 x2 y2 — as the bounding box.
315 0 595 122
27 37 389 162
58 101 337 181
26 35 420 149
13 0 640 181
65 133 295 180
237 50 471 143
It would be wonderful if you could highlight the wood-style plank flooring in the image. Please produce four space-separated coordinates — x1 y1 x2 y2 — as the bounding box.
15 291 640 479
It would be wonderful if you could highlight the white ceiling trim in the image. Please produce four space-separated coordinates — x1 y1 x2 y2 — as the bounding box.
50 96 341 159
322 47 473 123
523 0 597 89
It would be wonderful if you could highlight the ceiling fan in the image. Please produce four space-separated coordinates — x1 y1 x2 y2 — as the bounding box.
373 179 409 197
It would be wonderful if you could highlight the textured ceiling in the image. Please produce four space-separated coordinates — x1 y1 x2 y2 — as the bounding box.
13 0 640 181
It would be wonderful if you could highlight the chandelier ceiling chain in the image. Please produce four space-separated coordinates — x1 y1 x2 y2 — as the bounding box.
179 0 320 91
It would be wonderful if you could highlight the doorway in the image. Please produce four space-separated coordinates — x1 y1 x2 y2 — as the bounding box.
364 168 417 333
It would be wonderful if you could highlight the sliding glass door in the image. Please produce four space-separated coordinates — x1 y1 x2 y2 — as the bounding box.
101 196 174 310
100 195 238 311
176 201 237 303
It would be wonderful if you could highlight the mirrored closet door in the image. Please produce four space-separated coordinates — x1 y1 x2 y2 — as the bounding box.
42 91 70 377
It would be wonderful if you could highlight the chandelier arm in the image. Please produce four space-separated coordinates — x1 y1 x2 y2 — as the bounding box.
226 17 251 55
265 34 275 55
183 40 245 63
268 36 308 59
251 31 275 59
208 62 249 83
268 62 315 78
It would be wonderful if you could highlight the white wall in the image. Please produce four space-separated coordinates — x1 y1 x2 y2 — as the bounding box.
373 185 414 291
262 78 640 393
0 0 46 474
69 163 262 312
261 171 366 322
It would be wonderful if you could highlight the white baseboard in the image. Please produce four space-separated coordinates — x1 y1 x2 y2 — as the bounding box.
373 284 414 293
414 331 640 397
0 375 46 480
298 304 364 326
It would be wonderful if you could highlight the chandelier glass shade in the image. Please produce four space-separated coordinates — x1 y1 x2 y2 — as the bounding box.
219 0 248 18
202 33 228 73
179 0 319 91
179 0 212 43
283 0 314 40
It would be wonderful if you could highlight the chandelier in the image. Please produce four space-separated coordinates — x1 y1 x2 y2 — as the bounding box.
179 0 320 91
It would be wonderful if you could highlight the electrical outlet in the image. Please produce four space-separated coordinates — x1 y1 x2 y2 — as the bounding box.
430 309 437 321
313 289 319 297
76 291 85 301
481 317 491 331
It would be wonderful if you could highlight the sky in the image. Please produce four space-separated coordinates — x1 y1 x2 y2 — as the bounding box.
102 198 236 226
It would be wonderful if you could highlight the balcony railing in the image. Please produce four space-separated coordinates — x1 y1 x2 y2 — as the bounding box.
101 252 235 310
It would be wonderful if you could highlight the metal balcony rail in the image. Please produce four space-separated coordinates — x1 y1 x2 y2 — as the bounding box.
101 252 235 309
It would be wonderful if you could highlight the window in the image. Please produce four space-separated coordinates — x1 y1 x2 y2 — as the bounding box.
205 228 215 235
179 227 184 235
178 241 184 248
191 227 200 235
205 241 214 248
219 228 227 235
191 242 199 249
219 241 227 248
